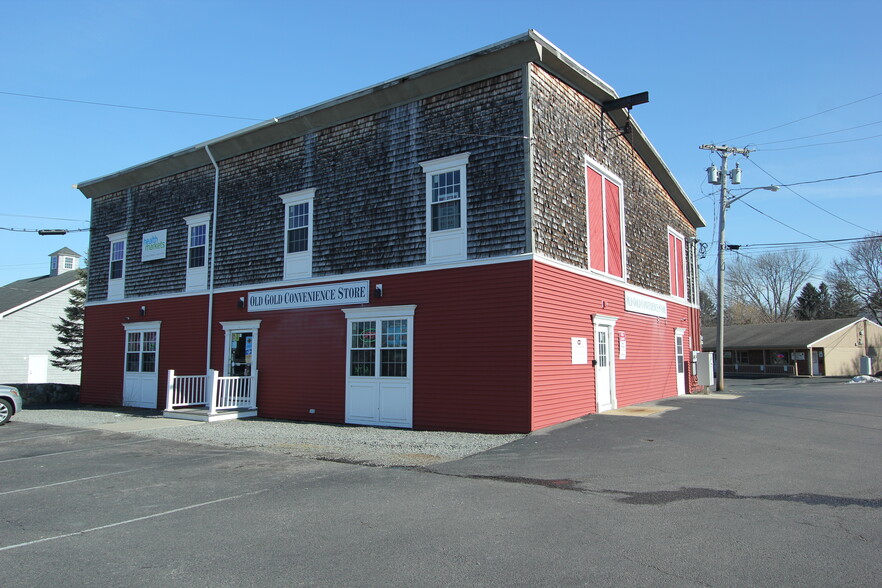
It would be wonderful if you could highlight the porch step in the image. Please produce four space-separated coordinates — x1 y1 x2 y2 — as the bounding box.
163 408 258 423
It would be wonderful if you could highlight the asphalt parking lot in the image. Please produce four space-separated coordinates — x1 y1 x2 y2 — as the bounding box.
2 378 880 587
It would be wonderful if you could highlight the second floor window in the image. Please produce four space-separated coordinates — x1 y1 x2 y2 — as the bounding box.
188 224 207 268
586 159 625 279
280 189 315 280
287 202 310 253
110 240 125 279
430 170 462 231
420 152 470 264
668 229 686 299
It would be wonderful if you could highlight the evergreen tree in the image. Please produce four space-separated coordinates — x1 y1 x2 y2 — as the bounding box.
699 290 717 327
794 283 822 320
50 269 86 372
816 283 833 318
829 279 863 318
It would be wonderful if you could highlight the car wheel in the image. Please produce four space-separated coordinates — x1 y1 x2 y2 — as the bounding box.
0 398 11 425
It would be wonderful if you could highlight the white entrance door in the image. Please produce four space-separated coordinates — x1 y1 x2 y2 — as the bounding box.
344 306 415 428
593 315 617 413
123 323 160 408
27 355 48 383
675 329 686 396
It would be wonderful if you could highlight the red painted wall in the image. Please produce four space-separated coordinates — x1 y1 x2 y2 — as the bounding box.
531 260 700 430
81 260 699 433
82 262 533 433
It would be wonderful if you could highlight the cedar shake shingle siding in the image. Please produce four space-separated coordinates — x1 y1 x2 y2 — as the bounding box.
529 65 696 298
87 71 526 301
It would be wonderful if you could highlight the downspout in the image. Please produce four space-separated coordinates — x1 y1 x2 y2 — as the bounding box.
204 145 220 376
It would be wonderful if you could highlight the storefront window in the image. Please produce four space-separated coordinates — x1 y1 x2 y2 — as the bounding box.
350 321 376 377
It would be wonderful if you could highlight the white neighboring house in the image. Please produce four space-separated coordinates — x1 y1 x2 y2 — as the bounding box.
0 248 82 385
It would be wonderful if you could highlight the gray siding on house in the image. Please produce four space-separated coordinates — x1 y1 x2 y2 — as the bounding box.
87 71 527 301
0 288 80 385
529 65 697 299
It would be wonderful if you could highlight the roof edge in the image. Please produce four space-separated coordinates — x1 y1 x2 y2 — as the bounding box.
74 30 704 227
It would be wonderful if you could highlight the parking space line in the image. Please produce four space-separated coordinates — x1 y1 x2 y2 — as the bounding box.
5 429 93 443
0 438 155 463
0 489 270 552
0 467 157 495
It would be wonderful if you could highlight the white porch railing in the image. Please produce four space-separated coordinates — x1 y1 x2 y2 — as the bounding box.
166 369 258 415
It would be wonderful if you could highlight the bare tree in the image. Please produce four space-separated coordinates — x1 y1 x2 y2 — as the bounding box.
828 234 882 323
726 249 819 323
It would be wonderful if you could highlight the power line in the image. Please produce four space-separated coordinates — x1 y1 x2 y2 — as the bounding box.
753 119 882 146
757 132 882 151
0 213 90 223
777 169 882 187
0 90 265 122
729 235 877 250
744 159 876 234
0 226 90 234
721 90 882 142
739 201 850 253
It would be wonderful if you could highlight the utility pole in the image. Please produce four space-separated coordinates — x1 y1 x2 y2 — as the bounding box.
700 144 752 391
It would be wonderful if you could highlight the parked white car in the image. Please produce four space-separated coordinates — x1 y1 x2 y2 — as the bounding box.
0 385 22 425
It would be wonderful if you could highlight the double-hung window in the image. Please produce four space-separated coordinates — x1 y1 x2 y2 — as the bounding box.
106 231 128 300
668 228 686 299
420 153 470 264
585 159 625 278
184 212 211 292
279 189 314 280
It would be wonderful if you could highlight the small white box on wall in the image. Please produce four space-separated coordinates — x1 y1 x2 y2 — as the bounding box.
571 337 588 364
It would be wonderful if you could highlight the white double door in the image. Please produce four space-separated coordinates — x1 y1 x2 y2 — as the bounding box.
344 306 415 428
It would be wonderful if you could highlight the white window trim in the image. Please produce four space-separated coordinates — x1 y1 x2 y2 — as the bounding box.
220 320 262 377
584 156 626 280
184 212 211 292
342 305 417 320
280 189 315 280
107 231 128 301
123 321 162 332
122 321 162 375
420 153 470 265
668 227 687 300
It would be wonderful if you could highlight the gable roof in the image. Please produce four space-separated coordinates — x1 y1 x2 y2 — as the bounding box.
49 247 82 258
74 30 704 229
0 272 80 318
701 318 871 350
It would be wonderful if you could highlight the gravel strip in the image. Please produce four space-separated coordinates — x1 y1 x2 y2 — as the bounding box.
14 405 525 467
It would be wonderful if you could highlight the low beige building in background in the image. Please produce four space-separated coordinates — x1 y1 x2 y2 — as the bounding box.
701 317 882 377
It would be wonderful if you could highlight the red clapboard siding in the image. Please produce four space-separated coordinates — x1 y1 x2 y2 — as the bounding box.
402 262 533 433
82 260 697 432
82 262 533 433
532 260 698 430
82 296 210 408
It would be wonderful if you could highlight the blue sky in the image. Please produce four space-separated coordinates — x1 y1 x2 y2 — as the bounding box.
1 0 879 288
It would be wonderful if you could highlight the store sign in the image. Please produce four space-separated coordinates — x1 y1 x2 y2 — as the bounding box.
141 230 168 261
248 280 370 312
624 291 667 318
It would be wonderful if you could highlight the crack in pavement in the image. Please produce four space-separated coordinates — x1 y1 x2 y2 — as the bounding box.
599 487 882 507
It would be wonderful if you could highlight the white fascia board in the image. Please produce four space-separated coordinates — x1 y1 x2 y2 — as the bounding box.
0 281 78 319
806 318 864 348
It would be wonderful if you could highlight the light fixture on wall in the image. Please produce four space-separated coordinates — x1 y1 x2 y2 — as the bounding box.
139 306 146 317
237 297 245 308
374 284 383 299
